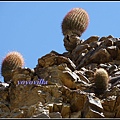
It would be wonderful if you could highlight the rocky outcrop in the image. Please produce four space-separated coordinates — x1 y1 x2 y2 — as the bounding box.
1 35 120 118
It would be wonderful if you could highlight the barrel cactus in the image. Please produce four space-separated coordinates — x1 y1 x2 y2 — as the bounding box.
1 51 24 83
61 7 89 37
61 7 89 52
94 68 109 95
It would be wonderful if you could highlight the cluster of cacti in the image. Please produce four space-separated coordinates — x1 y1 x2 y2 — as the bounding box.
1 51 24 83
94 68 109 95
61 8 89 52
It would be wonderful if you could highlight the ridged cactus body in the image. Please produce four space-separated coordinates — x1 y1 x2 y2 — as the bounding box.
1 51 24 83
61 8 89 37
94 68 109 95
61 8 89 52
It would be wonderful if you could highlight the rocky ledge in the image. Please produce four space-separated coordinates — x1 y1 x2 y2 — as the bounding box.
1 35 120 118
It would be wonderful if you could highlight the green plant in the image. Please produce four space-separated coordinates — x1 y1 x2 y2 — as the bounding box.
94 68 109 95
1 51 24 83
61 7 89 37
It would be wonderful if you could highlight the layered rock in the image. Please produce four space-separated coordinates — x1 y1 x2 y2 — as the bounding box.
1 35 120 118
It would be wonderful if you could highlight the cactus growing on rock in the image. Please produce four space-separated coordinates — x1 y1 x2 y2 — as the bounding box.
61 8 89 52
61 7 89 37
1 51 24 83
94 68 109 95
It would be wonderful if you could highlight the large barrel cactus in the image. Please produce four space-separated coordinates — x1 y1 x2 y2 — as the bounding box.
61 8 89 52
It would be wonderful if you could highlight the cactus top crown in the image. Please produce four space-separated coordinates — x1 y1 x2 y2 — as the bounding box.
61 7 89 37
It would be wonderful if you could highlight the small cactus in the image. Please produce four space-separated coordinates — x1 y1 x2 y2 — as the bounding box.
94 68 109 95
1 51 24 83
61 7 89 37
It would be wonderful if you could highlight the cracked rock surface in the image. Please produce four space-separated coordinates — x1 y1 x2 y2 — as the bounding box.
1 35 120 118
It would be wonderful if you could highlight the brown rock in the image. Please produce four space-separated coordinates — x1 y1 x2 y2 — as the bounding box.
59 69 78 89
75 49 88 65
82 95 104 118
84 70 94 79
32 113 50 118
0 83 9 102
115 105 120 118
81 36 99 45
0 103 10 118
1 34 120 118
9 84 45 110
85 63 98 71
35 63 78 89
49 112 62 118
116 48 120 60
70 111 81 118
26 105 36 118
63 34 81 52
76 48 95 69
103 111 115 118
82 108 104 118
37 52 76 71
115 40 120 49
72 44 90 56
62 51 72 60
107 35 114 38
114 71 120 76
70 90 88 112
53 103 62 112
113 95 120 117
61 104 71 118
75 70 90 83
106 46 118 59
112 60 120 65
101 96 116 112
100 38 114 46
11 67 34 85
89 41 101 49
89 48 111 64
10 109 25 118
99 35 114 41
47 104 53 113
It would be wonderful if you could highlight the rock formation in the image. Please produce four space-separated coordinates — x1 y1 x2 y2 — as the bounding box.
1 35 120 118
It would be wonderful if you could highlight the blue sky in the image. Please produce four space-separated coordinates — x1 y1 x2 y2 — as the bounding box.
0 1 120 82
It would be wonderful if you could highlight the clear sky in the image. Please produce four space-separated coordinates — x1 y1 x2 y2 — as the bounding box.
0 1 120 82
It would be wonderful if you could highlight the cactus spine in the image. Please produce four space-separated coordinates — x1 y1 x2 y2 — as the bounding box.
61 8 89 52
1 51 24 83
94 68 109 95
